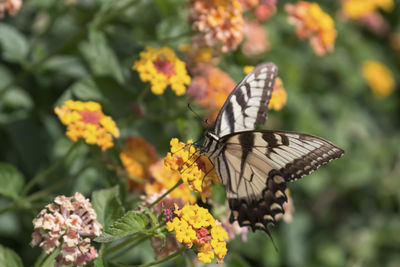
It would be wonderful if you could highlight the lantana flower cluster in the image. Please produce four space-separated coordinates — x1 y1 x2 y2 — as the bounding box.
164 138 219 202
120 137 157 189
133 46 191 96
285 2 336 56
30 193 102 267
0 0 22 17
188 0 244 53
166 204 228 263
55 100 120 150
362 60 395 98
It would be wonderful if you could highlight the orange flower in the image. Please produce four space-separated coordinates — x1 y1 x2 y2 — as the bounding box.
55 100 119 150
120 137 157 189
188 0 244 53
285 2 336 56
188 66 236 122
145 160 196 204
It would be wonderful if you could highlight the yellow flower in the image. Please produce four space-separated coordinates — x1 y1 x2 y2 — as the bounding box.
362 60 395 98
285 2 336 56
133 46 191 96
343 0 394 19
120 137 157 189
164 138 219 202
243 65 254 74
166 204 228 263
268 77 287 111
55 100 119 150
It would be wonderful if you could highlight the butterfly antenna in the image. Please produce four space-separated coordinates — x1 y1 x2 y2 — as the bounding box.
187 103 203 121
188 103 209 127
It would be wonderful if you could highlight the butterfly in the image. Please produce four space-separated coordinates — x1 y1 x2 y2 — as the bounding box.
202 62 344 237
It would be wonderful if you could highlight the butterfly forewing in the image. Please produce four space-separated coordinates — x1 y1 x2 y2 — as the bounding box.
214 63 278 137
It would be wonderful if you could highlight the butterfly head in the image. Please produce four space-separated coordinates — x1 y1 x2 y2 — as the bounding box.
202 131 220 157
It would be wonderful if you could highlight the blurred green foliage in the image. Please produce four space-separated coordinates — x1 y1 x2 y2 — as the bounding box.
0 0 399 266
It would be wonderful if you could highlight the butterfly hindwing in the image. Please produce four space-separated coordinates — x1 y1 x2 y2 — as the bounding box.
209 130 344 233
214 63 278 137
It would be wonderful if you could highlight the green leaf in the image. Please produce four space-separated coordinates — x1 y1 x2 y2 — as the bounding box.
79 31 124 83
140 206 158 228
70 78 103 101
42 55 88 78
0 244 23 267
94 211 149 243
0 64 13 90
0 23 29 64
92 185 124 229
0 163 24 200
1 87 33 110
93 257 104 267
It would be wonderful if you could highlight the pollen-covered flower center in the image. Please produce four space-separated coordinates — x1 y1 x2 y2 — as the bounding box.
79 110 102 125
153 57 175 77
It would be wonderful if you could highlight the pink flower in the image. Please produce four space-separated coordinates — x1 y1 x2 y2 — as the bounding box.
30 192 102 266
242 20 269 57
0 0 22 18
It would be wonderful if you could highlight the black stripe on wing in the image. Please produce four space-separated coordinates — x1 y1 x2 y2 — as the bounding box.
214 63 278 137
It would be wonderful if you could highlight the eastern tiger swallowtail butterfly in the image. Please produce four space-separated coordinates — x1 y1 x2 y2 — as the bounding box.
202 62 344 237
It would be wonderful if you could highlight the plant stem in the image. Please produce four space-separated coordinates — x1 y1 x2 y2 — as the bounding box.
21 140 82 196
110 247 186 267
136 85 149 103
108 236 147 260
103 234 145 257
147 179 183 209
